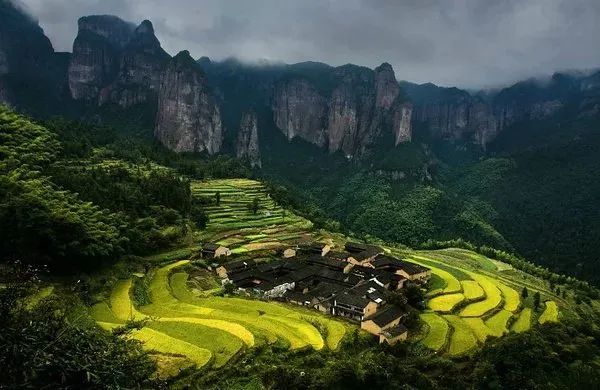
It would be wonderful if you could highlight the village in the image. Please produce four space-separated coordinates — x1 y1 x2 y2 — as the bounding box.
201 241 431 345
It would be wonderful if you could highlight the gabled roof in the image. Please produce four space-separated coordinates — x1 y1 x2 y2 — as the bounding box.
382 324 408 338
326 251 351 260
223 259 256 272
335 290 371 309
202 243 220 251
306 255 347 271
345 242 384 255
396 260 430 275
365 306 405 327
283 290 309 303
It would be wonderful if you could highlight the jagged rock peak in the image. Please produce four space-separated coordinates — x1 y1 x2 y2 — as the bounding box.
154 51 222 154
77 15 135 48
374 62 400 110
135 19 154 35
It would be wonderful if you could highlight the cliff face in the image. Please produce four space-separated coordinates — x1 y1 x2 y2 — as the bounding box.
402 72 589 147
272 62 412 157
272 78 327 147
69 16 169 107
236 110 261 168
154 51 222 154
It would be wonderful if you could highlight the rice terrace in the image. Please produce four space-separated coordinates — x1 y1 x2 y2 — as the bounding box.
77 178 573 377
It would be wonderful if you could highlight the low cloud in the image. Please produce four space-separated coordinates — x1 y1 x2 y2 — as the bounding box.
17 0 600 88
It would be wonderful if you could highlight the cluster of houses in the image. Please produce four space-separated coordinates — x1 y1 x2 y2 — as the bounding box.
206 241 431 345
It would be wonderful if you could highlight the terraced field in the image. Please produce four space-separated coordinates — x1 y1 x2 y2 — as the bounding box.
404 249 564 356
192 179 314 254
91 260 348 375
88 178 568 371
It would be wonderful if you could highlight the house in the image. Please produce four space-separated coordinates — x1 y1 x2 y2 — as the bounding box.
361 306 405 336
253 279 295 298
333 290 378 321
345 243 384 266
298 242 331 257
371 256 431 283
398 261 431 283
306 256 353 273
284 290 311 306
201 243 231 259
379 324 408 345
215 259 256 279
326 251 351 262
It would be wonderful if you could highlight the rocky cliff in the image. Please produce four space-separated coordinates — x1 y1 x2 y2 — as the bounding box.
68 16 169 107
236 110 261 168
154 51 222 154
272 62 412 157
401 72 590 147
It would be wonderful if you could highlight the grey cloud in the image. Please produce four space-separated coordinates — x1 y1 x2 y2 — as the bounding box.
16 0 600 88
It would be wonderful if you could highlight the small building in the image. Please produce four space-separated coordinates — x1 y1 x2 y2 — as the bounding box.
371 256 431 283
306 256 353 273
345 243 384 266
333 290 378 321
201 243 231 259
298 242 331 257
379 324 408 345
326 251 351 262
215 259 256 279
361 306 405 336
254 279 295 299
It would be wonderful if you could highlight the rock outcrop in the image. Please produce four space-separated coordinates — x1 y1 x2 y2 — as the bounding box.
154 51 222 154
236 110 261 168
272 62 412 157
68 15 135 100
68 16 169 107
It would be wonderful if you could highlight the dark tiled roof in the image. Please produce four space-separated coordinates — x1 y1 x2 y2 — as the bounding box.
306 256 347 271
382 324 408 338
202 243 220 251
284 290 309 302
345 242 369 253
327 251 350 260
223 259 256 272
397 260 430 275
335 290 370 309
371 255 403 269
306 282 344 299
367 306 405 327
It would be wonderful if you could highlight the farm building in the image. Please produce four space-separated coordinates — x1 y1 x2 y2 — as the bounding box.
298 242 332 257
379 324 408 345
215 259 256 279
333 290 378 321
361 306 405 337
201 243 231 259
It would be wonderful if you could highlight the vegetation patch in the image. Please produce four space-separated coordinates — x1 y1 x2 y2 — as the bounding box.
538 301 559 324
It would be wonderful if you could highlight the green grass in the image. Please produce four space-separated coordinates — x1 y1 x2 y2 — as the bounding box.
538 301 559 324
444 315 478 356
420 312 450 351
24 286 54 310
428 293 465 312
511 308 532 333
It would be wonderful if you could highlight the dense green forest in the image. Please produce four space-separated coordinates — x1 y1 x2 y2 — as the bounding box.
258 114 600 286
0 106 248 272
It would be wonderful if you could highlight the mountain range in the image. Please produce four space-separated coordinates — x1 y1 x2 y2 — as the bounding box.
2 1 600 284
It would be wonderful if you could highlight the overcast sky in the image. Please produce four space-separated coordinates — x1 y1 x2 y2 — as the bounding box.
15 0 600 88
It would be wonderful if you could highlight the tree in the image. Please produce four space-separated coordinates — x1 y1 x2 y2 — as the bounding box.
403 283 425 308
521 287 529 299
251 197 259 215
533 291 541 310
215 191 221 206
